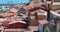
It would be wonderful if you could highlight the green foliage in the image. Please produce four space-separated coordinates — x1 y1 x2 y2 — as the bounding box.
46 26 50 32
0 9 7 13
45 27 60 32
57 30 60 32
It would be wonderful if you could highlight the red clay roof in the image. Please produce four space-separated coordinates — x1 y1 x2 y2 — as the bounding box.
28 6 48 12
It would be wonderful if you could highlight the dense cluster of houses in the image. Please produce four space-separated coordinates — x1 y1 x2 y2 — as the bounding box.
0 0 60 32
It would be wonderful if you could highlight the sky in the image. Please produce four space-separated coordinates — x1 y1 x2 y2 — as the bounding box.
0 0 30 4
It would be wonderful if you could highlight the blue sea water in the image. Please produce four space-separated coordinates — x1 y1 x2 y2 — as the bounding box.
0 0 30 4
